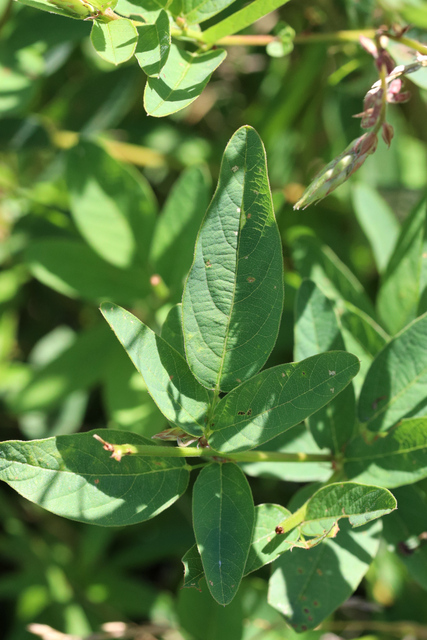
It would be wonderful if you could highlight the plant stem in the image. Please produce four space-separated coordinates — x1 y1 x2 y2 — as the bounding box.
93 434 333 464
387 34 427 56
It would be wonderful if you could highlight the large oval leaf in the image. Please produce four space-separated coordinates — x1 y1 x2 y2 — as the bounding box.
135 10 170 77
193 463 254 605
91 19 138 65
182 126 284 392
101 302 211 437
0 430 189 526
209 351 360 453
344 418 427 488
358 311 427 431
144 45 226 117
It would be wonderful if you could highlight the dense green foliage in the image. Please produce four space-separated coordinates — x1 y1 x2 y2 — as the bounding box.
2 1 427 639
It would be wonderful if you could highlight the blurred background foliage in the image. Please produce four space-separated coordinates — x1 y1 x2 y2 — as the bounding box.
1 0 427 638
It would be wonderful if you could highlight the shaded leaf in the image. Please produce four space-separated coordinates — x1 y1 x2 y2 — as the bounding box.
101 302 211 437
66 140 157 269
161 304 185 357
182 126 284 392
245 504 298 575
352 183 400 274
182 544 205 590
376 196 427 335
183 0 235 24
91 19 138 66
26 239 149 304
135 10 170 77
150 166 211 298
114 0 172 20
193 463 254 605
344 418 427 488
268 519 382 632
209 352 360 453
144 44 226 117
294 280 355 452
358 312 427 432
0 430 189 526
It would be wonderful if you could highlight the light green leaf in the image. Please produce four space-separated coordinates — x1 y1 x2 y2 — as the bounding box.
16 0 93 19
66 140 157 269
26 239 149 304
193 463 254 605
161 304 185 357
114 0 172 20
209 352 360 453
135 10 170 77
241 423 332 483
144 44 226 117
295 279 355 452
100 302 212 437
201 0 291 44
336 300 389 395
150 166 211 298
182 0 235 24
91 19 138 66
352 183 400 274
297 482 396 534
182 126 284 392
245 504 298 575
382 485 427 591
268 519 383 632
11 324 114 413
344 418 427 488
0 430 189 526
358 312 427 432
376 196 427 335
291 232 375 318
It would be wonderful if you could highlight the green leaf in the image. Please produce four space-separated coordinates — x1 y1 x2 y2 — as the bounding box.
291 232 375 318
182 0 235 24
297 482 396 534
268 519 382 632
0 430 189 526
178 577 243 640
294 279 355 452
245 504 298 575
102 346 166 437
336 300 389 395
11 324 114 413
209 352 360 453
161 304 185 357
26 239 149 304
344 418 427 488
358 312 427 432
16 0 93 19
182 126 284 392
182 544 205 590
114 0 172 20
241 423 332 483
100 302 211 437
144 44 226 117
91 19 138 66
135 10 170 77
382 485 427 591
66 140 157 269
150 166 211 298
202 0 292 44
351 183 400 274
193 463 254 605
376 196 427 335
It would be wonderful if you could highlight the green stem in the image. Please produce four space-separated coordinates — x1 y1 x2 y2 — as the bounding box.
93 434 333 464
387 34 427 56
275 503 307 534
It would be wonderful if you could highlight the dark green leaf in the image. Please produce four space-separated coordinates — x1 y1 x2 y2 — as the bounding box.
161 304 185 357
135 10 170 77
144 45 226 117
0 430 189 526
358 312 427 432
182 126 284 392
193 463 255 605
344 418 427 488
182 544 205 590
91 19 138 65
101 302 211 437
209 352 360 453
268 519 382 632
294 280 355 452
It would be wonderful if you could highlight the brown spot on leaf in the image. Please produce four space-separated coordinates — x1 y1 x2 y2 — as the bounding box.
237 411 245 416
247 276 256 283
316 569 323 576
247 408 252 416
275 526 284 535
205 260 212 268
94 479 99 485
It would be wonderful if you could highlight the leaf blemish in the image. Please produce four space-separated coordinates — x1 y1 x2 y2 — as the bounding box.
95 479 99 484
247 408 252 416
316 569 323 576
330 387 334 393
329 370 336 376
231 165 239 172
205 260 212 267
237 411 245 415
247 213 251 218
247 276 255 283
237 207 241 213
